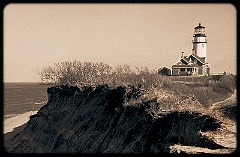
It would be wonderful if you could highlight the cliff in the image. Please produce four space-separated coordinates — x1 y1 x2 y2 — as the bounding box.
4 85 226 153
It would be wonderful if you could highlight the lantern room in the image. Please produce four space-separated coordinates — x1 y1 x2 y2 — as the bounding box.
194 23 206 36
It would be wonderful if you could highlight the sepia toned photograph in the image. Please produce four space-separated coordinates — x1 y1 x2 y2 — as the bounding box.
3 3 236 154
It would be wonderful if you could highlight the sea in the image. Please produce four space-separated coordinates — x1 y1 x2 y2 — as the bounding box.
3 82 52 120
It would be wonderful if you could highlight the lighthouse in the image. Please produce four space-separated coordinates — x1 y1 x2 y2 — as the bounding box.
192 23 207 61
172 23 210 76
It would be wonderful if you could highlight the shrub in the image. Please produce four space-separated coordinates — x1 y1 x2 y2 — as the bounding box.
40 61 114 86
40 61 236 113
212 75 222 82
39 61 164 90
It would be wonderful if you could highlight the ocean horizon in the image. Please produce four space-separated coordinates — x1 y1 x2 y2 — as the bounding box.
4 82 51 120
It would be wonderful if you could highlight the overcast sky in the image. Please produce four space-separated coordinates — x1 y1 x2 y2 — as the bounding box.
4 3 236 82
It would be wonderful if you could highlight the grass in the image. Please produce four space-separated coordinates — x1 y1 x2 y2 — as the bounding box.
40 61 236 116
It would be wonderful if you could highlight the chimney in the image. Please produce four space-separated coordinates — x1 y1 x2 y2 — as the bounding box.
181 51 184 58
192 49 195 54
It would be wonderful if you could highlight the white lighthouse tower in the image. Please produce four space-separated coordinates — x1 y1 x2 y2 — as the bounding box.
192 23 207 60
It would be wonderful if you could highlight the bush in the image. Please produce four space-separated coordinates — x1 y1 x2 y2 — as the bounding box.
40 61 114 85
39 61 164 90
40 61 236 112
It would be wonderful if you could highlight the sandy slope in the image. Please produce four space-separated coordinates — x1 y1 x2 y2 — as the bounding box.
4 111 38 134
170 89 237 154
209 89 236 110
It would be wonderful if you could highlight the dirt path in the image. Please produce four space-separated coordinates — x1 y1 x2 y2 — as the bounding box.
170 89 237 154
209 89 236 110
207 90 236 153
199 89 236 153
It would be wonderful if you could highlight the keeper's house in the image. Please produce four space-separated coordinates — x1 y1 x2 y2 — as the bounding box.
172 23 210 76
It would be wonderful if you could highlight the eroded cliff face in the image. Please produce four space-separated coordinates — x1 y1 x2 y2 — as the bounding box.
4 85 224 153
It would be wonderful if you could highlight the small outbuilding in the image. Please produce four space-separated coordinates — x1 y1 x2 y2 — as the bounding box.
157 67 171 76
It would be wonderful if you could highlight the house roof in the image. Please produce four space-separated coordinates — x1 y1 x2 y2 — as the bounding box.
181 56 189 64
189 54 205 63
172 53 207 68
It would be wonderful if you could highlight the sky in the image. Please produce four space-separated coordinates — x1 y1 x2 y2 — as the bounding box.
4 3 236 82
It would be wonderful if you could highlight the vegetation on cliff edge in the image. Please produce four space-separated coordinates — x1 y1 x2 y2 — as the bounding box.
39 61 236 110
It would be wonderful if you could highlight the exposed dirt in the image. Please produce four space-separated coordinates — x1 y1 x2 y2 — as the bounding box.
3 85 236 154
169 89 237 154
209 89 236 110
